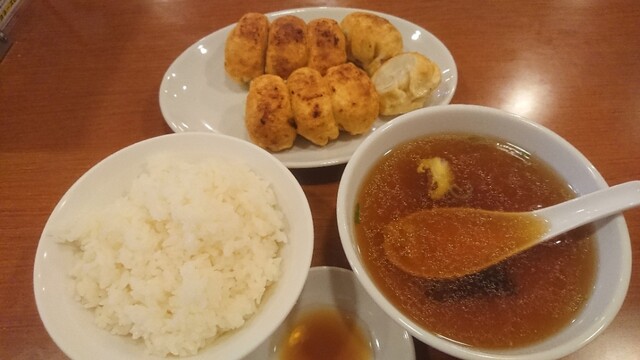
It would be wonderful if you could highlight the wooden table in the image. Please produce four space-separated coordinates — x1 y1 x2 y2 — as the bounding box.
1 1 638 359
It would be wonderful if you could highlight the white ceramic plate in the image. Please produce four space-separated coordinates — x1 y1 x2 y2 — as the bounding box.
33 133 314 360
159 7 458 168
242 266 416 360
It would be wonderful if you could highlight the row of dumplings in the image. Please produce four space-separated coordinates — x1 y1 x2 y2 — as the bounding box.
224 11 442 151
245 63 378 152
224 12 402 81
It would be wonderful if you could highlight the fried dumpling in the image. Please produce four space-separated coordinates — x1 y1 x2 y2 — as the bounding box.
287 67 339 146
224 13 269 83
265 15 309 79
324 63 379 135
245 74 297 151
340 12 403 76
372 52 441 115
306 18 347 76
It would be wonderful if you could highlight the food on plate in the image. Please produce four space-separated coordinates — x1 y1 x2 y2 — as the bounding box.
372 52 442 115
340 12 403 76
245 74 297 151
355 133 596 348
306 18 348 75
265 15 309 79
243 63 379 150
222 11 445 150
58 155 288 357
287 67 340 146
224 12 270 83
324 63 379 135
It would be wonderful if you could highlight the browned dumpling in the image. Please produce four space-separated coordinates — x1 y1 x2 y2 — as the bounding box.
324 63 379 135
306 18 347 76
245 74 297 151
265 15 308 79
340 12 403 76
372 52 442 115
287 67 339 146
224 13 269 83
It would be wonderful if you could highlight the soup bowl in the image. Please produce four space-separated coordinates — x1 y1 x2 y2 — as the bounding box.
336 104 632 359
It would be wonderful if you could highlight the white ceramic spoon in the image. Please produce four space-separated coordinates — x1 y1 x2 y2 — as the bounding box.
383 180 640 279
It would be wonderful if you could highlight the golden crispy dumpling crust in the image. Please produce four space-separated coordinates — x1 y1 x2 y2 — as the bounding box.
324 63 379 135
265 15 309 79
340 12 403 76
287 67 340 146
224 13 269 83
306 18 347 76
245 74 297 151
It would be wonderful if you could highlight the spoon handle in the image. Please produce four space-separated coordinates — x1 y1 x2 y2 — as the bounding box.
538 180 640 240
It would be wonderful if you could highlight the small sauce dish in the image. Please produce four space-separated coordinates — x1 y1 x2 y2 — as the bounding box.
243 266 416 360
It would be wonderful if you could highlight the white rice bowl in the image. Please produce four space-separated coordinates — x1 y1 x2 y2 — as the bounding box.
34 133 314 359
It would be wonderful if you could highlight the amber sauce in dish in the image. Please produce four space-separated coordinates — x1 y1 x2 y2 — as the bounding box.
278 306 372 360
355 134 597 349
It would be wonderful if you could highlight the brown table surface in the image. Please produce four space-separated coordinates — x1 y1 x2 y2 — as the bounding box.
1 0 639 359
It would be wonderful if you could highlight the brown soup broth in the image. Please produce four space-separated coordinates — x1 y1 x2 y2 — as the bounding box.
355 133 597 349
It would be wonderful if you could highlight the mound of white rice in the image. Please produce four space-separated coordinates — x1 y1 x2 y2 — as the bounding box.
59 155 288 357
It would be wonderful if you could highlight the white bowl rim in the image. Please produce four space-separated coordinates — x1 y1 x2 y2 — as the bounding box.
336 104 632 360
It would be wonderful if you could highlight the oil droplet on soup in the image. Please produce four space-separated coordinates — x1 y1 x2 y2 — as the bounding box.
355 133 597 349
279 307 372 360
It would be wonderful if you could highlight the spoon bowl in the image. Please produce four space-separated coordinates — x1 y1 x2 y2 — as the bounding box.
384 181 640 279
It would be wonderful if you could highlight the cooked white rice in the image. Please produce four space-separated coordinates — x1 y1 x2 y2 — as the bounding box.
59 155 287 357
